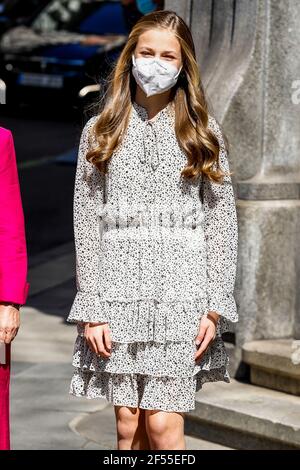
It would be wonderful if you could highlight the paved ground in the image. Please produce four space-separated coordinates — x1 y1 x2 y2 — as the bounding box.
9 243 231 450
0 108 80 256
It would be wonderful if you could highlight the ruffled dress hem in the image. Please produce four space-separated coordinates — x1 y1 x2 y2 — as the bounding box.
69 361 230 413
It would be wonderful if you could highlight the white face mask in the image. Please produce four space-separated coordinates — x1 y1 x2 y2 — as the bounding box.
131 53 182 97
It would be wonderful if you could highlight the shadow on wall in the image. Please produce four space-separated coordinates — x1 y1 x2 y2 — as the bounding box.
167 0 257 122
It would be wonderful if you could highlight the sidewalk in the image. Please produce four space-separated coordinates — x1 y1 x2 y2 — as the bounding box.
10 243 231 450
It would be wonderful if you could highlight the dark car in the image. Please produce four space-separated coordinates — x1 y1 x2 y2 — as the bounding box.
0 0 129 111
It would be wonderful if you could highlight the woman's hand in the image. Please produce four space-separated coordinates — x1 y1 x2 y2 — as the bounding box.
194 312 220 364
84 322 112 358
0 303 20 344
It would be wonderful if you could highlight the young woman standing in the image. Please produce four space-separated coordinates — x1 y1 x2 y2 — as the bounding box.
67 10 238 450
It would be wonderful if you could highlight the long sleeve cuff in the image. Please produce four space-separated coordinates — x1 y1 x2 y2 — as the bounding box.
204 288 238 323
67 291 109 324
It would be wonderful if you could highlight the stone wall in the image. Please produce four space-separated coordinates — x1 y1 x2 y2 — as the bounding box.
165 0 300 348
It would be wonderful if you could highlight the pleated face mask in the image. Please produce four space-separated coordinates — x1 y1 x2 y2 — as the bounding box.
131 53 182 97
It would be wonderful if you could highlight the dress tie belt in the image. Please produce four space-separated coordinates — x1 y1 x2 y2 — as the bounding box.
140 121 160 171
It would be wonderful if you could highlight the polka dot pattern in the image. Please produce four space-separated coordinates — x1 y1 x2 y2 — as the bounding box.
67 99 238 412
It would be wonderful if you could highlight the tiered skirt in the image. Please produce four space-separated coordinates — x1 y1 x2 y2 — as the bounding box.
67 221 234 412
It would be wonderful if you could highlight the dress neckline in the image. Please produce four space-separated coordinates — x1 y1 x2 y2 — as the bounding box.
132 99 174 124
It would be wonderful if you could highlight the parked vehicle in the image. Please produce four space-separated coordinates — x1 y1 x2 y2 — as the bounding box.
0 0 129 111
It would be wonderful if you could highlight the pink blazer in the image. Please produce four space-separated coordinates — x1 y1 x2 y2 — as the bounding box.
0 127 30 305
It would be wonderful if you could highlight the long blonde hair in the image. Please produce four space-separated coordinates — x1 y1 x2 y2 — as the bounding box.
87 9 230 184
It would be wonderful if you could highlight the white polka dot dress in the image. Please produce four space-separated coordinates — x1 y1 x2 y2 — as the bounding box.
67 99 239 413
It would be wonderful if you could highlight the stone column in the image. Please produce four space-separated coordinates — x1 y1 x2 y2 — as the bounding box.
166 0 300 346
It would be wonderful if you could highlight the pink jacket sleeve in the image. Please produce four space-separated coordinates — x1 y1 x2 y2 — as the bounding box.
0 127 30 305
